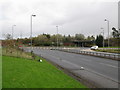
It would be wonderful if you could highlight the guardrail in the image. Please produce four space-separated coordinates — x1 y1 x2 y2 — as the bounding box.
98 48 120 50
21 47 120 60
56 48 120 61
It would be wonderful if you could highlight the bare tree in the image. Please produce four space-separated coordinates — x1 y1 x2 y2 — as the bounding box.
4 34 12 40
112 27 120 38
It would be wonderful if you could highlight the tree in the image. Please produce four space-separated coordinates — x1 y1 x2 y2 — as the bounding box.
5 34 12 40
34 35 49 46
22 38 30 45
43 34 51 39
50 35 57 43
50 34 63 46
111 27 120 47
95 35 103 47
63 35 72 43
112 27 120 38
87 35 95 41
75 34 85 40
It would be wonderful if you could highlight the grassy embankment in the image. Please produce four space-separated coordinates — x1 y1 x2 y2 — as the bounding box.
99 47 120 48
95 47 120 53
2 47 32 59
2 47 86 88
0 47 2 89
95 49 120 53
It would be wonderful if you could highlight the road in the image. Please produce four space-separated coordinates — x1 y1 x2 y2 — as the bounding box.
23 47 119 88
57 47 119 59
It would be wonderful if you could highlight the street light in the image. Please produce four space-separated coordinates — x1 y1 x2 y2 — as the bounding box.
12 25 16 39
20 31 22 39
101 28 104 47
30 14 36 51
56 26 58 49
104 19 110 47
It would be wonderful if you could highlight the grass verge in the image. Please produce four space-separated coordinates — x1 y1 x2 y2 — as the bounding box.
2 47 32 59
0 56 2 89
99 47 120 48
2 55 86 88
95 49 120 53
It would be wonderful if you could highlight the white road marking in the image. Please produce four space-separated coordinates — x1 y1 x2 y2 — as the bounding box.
99 63 119 68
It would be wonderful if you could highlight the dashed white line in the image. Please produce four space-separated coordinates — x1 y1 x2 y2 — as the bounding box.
99 63 119 68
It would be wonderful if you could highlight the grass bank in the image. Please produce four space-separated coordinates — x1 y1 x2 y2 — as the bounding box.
2 55 86 88
2 47 32 59
95 49 120 53
99 47 120 48
0 55 2 89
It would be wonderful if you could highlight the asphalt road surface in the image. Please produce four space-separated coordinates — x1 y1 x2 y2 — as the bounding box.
24 47 119 88
58 48 119 60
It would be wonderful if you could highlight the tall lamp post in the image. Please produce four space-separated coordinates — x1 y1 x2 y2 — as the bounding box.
30 14 36 51
12 25 16 39
104 19 110 47
56 26 58 49
101 28 104 47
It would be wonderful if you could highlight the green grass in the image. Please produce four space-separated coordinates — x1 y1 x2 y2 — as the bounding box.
2 56 86 88
0 55 2 89
95 49 120 53
99 47 120 48
0 46 2 89
2 47 32 59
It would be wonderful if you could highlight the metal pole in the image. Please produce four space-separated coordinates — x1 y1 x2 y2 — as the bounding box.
31 15 32 51
56 26 58 49
20 32 22 39
103 29 104 47
30 14 36 51
108 20 109 47
105 19 109 47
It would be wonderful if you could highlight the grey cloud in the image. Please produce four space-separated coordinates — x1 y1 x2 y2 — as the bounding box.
0 0 118 39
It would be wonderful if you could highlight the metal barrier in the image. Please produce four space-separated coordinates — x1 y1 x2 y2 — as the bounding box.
57 48 120 60
21 47 120 60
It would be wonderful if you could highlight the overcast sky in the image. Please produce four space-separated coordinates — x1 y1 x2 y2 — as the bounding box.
0 0 119 39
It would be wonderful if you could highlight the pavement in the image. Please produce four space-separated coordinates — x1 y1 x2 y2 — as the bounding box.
23 47 120 88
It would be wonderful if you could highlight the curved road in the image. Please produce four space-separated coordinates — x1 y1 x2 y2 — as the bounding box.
24 47 119 88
